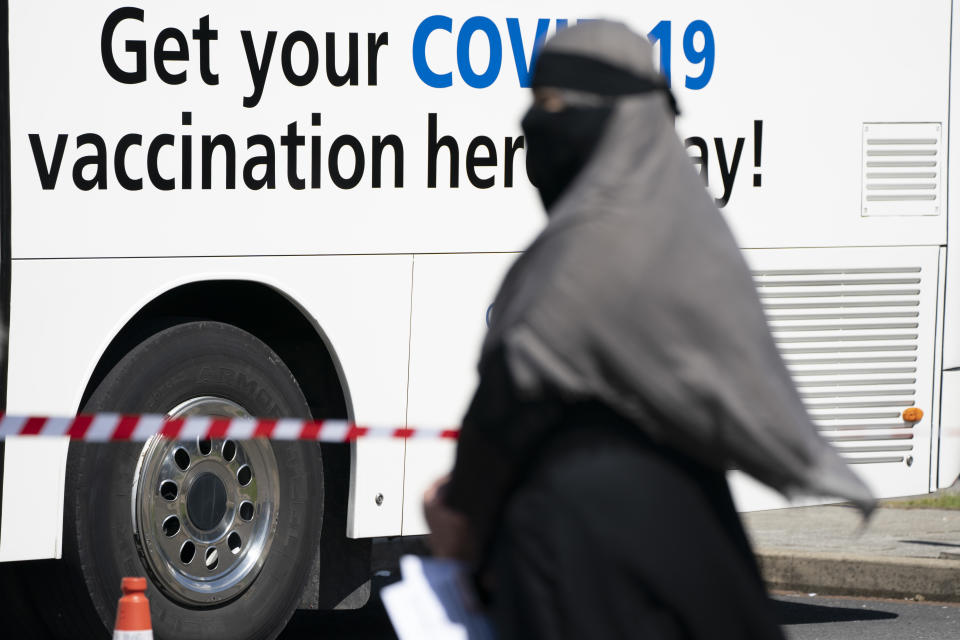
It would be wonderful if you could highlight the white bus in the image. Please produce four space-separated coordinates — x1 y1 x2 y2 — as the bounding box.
1 0 958 637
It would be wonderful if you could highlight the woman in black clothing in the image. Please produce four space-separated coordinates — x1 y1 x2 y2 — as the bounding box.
425 20 873 640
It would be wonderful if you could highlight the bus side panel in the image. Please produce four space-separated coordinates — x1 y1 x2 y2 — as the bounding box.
943 0 960 371
0 436 68 561
743 247 940 501
5 255 413 558
404 252 518 535
731 246 943 509
406 246 941 519
931 248 948 490
939 0 960 487
939 372 960 487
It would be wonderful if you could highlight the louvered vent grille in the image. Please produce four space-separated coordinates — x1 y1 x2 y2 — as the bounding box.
754 267 921 465
862 122 942 217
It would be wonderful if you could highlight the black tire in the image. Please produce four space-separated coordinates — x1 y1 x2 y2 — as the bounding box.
32 321 323 640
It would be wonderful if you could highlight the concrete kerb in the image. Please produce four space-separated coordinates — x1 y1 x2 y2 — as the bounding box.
757 549 960 602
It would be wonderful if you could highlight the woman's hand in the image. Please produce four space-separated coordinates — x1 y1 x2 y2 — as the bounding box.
423 475 472 560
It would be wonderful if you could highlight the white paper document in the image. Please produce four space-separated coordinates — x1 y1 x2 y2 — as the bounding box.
382 555 496 640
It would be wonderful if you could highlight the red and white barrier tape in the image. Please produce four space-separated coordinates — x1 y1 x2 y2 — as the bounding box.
0 413 459 442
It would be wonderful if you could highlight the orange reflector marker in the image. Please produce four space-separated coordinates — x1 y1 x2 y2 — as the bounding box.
113 577 153 639
903 407 924 423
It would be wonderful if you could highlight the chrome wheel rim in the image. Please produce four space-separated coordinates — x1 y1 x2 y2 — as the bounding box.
132 397 280 606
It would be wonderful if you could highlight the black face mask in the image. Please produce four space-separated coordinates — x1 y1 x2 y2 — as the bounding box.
521 104 613 211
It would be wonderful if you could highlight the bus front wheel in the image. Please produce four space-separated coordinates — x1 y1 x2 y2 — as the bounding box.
35 321 323 640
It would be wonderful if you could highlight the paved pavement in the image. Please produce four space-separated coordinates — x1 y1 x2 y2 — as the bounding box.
743 504 960 601
744 504 960 559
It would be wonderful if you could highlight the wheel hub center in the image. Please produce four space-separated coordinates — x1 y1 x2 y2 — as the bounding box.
186 472 228 531
134 430 278 606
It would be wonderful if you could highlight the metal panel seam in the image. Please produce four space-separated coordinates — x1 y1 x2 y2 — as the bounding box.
930 247 948 490
400 254 415 534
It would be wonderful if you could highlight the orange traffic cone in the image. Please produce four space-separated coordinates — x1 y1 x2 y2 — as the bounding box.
113 577 153 639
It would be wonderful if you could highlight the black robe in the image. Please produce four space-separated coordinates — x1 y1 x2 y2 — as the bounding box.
447 348 784 640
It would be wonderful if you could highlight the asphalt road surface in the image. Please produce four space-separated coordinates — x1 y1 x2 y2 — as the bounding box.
776 592 960 640
279 538 960 638
280 581 960 639
8 571 958 638
279 573 400 640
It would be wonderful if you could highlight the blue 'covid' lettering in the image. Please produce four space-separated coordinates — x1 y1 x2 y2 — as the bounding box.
457 17 502 88
507 18 550 87
413 16 566 89
413 15 454 88
413 16 716 90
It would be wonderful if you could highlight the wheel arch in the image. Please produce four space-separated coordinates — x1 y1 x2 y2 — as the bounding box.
77 279 352 422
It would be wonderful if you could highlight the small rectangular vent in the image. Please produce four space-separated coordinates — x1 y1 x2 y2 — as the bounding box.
754 267 922 465
862 122 942 216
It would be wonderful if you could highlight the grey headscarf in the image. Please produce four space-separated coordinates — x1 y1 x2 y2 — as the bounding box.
485 21 875 514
